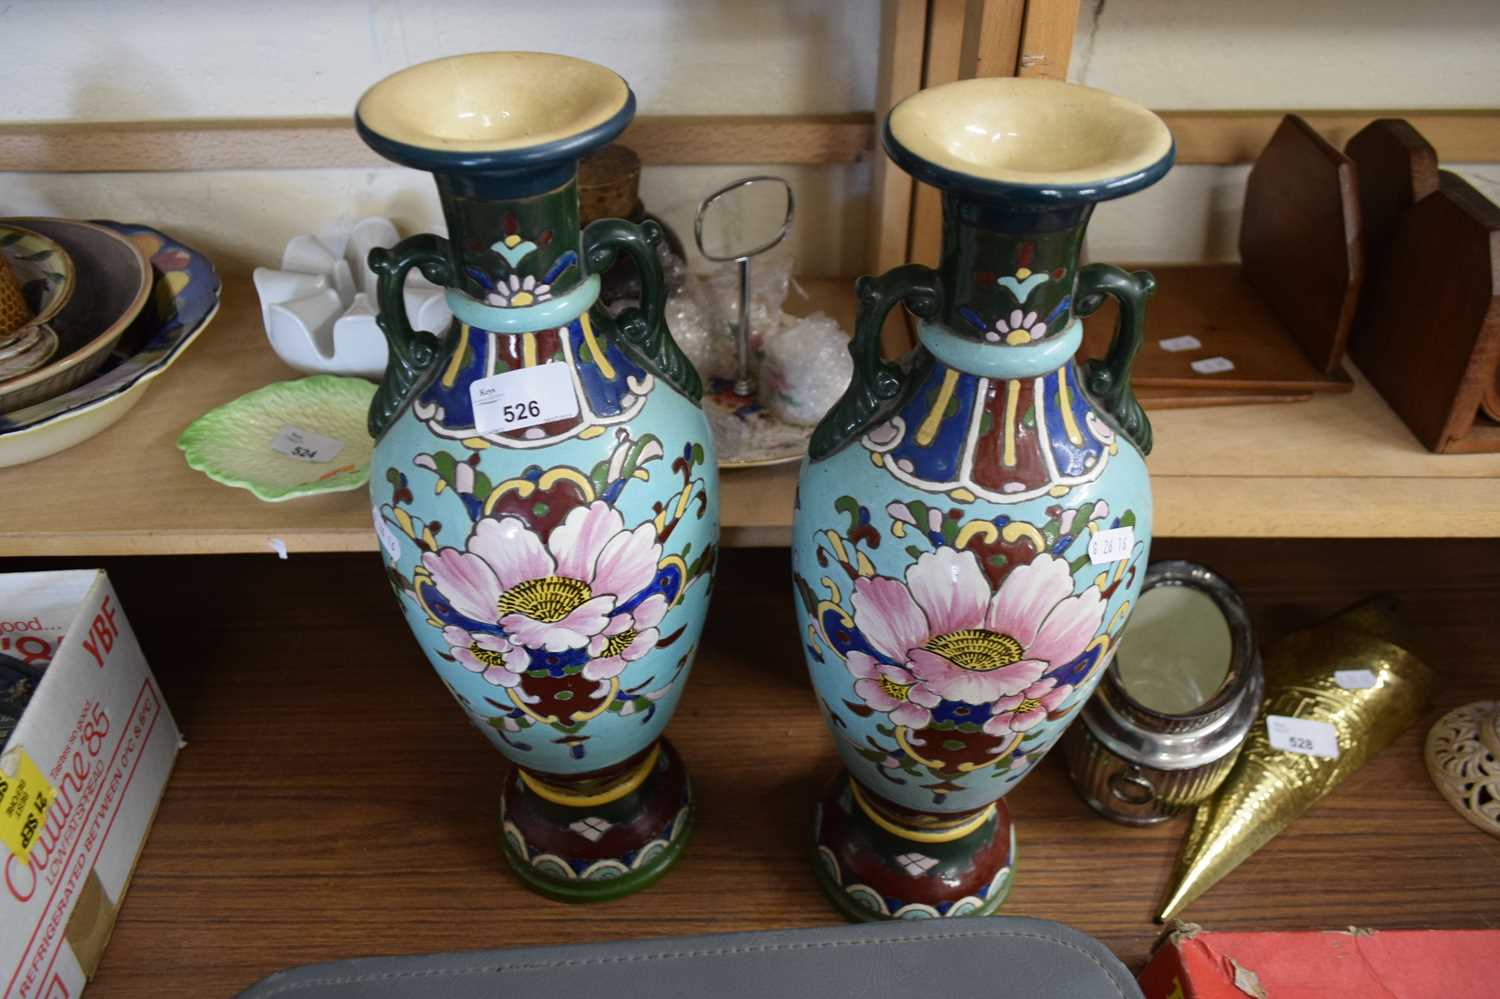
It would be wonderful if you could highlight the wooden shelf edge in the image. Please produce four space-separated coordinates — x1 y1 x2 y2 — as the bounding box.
0 114 875 171
0 531 377 558
1165 109 1500 165
7 469 1500 557
1 109 1494 174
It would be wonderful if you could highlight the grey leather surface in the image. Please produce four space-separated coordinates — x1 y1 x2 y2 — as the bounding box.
235 917 1142 999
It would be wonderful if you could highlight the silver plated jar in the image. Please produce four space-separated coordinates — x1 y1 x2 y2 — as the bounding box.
1062 561 1261 824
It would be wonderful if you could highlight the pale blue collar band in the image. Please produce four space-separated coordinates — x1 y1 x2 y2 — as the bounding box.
918 318 1081 379
445 274 601 333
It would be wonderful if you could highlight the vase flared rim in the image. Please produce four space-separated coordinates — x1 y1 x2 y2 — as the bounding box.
885 78 1174 206
355 52 634 173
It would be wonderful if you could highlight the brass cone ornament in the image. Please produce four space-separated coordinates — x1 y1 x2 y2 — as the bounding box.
1158 598 1433 921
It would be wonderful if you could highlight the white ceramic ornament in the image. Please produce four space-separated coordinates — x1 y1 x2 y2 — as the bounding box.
254 217 451 379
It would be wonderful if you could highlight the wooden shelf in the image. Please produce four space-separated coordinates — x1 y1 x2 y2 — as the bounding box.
5 111 1496 174
4 271 1500 558
69 541 1500 996
0 115 875 171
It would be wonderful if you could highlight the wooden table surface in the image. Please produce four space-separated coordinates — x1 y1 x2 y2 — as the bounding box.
31 536 1494 997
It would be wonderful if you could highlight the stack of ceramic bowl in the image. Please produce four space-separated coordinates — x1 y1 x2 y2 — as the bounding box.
0 218 221 467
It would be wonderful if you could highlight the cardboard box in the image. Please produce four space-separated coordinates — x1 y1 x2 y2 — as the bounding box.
1138 924 1500 999
0 570 180 999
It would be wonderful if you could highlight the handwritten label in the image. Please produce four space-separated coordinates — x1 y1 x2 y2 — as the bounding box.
1335 669 1378 690
1088 526 1135 566
1266 714 1340 759
1190 356 1235 375
372 508 401 562
1160 334 1202 353
271 426 345 463
469 364 579 435
0 748 55 865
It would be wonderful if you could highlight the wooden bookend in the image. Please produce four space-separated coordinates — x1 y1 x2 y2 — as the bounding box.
1239 115 1363 374
1350 171 1500 453
1346 119 1441 267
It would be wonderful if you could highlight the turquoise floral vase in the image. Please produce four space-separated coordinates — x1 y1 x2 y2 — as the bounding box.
793 78 1174 920
357 53 717 902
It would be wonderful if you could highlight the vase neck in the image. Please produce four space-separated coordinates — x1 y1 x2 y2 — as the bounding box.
938 192 1092 344
918 314 1082 380
434 167 585 305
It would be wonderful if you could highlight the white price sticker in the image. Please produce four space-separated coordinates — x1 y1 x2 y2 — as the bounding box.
1160 334 1202 353
372 508 401 562
1335 669 1378 690
470 363 579 434
1266 714 1340 759
1190 356 1235 375
270 426 345 463
1088 526 1134 566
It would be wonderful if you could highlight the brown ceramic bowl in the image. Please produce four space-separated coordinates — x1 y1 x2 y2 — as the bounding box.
0 218 152 413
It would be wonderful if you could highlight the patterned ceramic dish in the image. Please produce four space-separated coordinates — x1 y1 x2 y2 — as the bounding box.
0 225 76 383
0 219 153 412
704 378 812 468
0 224 74 326
178 374 376 501
0 223 220 468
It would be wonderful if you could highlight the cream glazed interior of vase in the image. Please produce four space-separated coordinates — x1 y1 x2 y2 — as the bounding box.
888 77 1173 186
356 51 631 152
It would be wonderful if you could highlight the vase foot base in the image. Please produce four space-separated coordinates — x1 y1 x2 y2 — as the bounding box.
500 738 693 903
812 771 1015 921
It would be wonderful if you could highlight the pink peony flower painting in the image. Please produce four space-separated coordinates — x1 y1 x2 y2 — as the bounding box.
844 548 1102 722
422 500 665 682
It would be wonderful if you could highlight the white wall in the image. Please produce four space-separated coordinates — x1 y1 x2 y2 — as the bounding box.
1068 0 1498 111
0 0 879 274
2 163 871 279
4 0 879 120
0 0 1495 273
1071 0 1500 263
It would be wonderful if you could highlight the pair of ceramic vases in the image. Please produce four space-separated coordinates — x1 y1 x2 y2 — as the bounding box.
359 53 1173 919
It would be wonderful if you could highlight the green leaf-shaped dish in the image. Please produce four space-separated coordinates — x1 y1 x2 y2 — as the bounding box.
178 374 376 502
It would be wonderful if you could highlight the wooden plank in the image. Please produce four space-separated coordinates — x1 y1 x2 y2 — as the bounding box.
0 114 875 172
720 468 1500 546
1164 110 1500 165
1080 264 1354 392
1238 116 1362 374
961 0 1027 78
1345 119 1441 271
871 0 929 359
1015 0 1082 80
908 0 970 270
1153 475 1500 539
1349 171 1500 453
870 0 928 277
1136 386 1313 410
2 110 1493 174
59 539 1500 997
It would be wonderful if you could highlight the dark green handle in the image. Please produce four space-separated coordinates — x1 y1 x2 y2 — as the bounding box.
367 234 454 438
1077 263 1155 455
809 264 942 461
583 218 701 403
